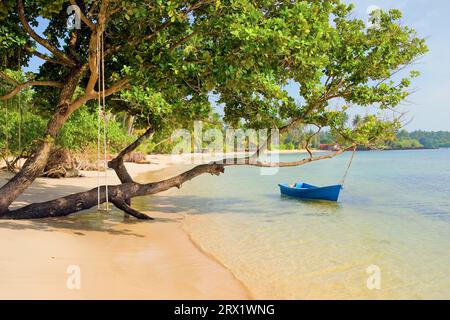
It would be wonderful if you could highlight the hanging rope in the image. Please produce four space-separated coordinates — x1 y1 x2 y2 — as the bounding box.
101 32 109 211
18 51 22 168
2 55 10 168
96 33 101 209
96 32 109 212
4 98 8 154
2 99 14 172
17 85 22 169
18 87 21 155
339 146 357 187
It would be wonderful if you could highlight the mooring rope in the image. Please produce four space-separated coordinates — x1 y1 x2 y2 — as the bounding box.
339 146 357 187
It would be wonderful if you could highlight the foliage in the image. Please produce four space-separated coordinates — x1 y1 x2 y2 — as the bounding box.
391 130 450 149
58 107 133 152
389 138 423 149
0 109 47 155
0 106 132 155
0 0 428 157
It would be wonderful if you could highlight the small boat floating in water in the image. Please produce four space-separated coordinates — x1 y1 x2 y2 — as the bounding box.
278 182 342 202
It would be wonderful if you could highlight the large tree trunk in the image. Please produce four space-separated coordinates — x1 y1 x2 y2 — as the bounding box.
0 67 85 215
0 163 225 219
0 0 113 217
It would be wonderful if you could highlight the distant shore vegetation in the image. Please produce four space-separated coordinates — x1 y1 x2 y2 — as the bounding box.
1 100 448 164
278 129 450 151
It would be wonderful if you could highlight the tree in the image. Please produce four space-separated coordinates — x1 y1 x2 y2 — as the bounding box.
0 0 427 219
352 114 362 128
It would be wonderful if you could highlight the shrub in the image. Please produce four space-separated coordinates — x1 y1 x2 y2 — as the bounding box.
0 110 46 155
58 107 133 153
0 107 133 156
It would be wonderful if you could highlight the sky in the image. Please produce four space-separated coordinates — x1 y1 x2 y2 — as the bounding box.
348 0 450 130
25 0 450 131
285 0 450 131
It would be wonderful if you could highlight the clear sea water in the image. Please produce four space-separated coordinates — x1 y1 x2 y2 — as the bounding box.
139 149 450 299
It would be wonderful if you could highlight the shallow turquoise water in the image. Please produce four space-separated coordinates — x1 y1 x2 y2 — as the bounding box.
142 149 450 299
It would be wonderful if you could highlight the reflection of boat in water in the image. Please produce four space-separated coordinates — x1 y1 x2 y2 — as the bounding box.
278 182 342 202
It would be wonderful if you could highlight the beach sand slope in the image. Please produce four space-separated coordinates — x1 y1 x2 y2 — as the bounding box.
0 158 249 299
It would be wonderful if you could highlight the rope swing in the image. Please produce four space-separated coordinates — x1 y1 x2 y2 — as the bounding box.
1 52 24 171
4 98 8 155
97 32 110 212
17 52 23 168
2 56 8 161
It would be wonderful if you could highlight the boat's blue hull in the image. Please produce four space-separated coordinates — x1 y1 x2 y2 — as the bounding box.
278 183 342 202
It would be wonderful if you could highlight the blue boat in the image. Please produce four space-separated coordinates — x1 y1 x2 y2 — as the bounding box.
278 182 342 202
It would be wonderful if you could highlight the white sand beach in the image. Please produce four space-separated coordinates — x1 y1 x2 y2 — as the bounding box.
0 155 250 299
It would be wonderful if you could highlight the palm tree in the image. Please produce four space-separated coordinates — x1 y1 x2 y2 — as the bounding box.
352 115 363 128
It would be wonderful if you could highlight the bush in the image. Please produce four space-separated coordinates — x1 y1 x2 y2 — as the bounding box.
58 107 133 153
0 110 46 155
0 107 133 156
390 139 423 149
285 142 295 150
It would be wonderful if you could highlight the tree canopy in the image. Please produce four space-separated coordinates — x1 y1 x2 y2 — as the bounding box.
0 0 428 219
2 0 427 135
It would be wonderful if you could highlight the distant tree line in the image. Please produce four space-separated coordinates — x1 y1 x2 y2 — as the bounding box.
278 128 450 151
389 130 450 149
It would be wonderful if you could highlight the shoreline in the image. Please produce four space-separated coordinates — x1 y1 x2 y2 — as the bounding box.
0 156 250 299
181 223 254 300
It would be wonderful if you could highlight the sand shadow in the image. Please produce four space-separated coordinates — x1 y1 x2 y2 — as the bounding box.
1 175 177 236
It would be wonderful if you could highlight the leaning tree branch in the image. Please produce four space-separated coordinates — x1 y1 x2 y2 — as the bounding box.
18 0 76 67
0 107 355 221
169 30 199 52
218 143 355 168
248 79 346 161
0 80 63 100
108 126 155 184
243 144 355 167
111 199 153 220
248 117 303 161
1 142 356 220
24 46 68 66
69 78 129 114
94 78 130 97
83 0 110 94
108 126 155 209
304 126 322 159
1 163 225 219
